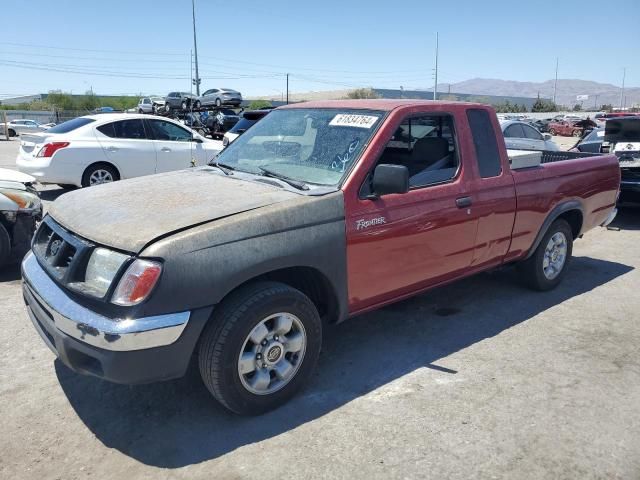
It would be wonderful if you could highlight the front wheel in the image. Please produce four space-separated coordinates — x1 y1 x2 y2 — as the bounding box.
572 129 582 137
548 128 556 136
518 219 573 291
198 281 322 415
194 100 201 109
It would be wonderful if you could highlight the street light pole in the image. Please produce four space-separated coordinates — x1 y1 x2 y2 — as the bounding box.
553 57 558 106
191 0 201 96
433 32 439 101
620 67 626 110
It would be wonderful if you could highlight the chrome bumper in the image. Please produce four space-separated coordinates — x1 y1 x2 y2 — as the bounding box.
601 208 618 227
21 252 190 352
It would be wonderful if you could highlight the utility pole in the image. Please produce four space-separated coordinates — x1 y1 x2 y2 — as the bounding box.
433 32 439 101
286 73 289 104
620 67 626 110
191 0 201 96
594 94 598 110
553 57 558 105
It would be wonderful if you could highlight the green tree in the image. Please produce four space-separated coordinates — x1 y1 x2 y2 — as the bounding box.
46 90 75 110
573 104 582 111
78 91 100 111
346 88 380 99
600 104 613 112
248 100 273 110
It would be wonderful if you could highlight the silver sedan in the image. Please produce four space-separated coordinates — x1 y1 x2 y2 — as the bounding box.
501 120 559 151
196 88 242 108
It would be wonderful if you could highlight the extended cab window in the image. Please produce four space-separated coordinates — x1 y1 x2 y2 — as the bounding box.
376 114 459 188
467 109 502 178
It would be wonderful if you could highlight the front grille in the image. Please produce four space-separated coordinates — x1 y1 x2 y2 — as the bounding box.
32 217 93 285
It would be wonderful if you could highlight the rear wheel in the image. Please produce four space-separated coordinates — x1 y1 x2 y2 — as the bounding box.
572 129 582 137
181 100 188 110
0 223 10 269
194 100 201 109
518 219 573 291
81 163 119 187
198 281 322 415
215 98 222 107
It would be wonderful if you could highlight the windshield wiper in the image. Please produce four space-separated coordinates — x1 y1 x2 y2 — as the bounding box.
210 161 235 175
258 166 309 191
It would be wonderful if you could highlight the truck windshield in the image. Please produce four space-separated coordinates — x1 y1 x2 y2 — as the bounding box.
213 108 384 186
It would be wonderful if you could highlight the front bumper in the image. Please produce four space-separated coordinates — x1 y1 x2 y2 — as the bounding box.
22 252 212 384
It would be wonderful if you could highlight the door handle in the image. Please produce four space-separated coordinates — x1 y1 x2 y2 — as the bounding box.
161 147 171 152
456 196 472 208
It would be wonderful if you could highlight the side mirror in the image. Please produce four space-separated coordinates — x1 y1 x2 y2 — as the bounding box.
543 133 552 141
371 164 409 197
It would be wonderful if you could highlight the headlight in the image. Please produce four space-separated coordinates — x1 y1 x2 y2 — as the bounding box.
82 248 130 298
0 188 41 211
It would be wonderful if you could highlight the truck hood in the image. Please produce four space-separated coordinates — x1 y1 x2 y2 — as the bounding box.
48 168 298 253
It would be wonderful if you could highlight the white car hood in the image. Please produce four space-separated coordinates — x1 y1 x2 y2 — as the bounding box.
0 167 35 184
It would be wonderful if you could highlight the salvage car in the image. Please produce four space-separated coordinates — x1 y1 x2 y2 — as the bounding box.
570 127 605 153
222 109 271 147
205 108 240 138
21 100 619 415
602 117 640 204
164 92 198 111
195 88 243 108
137 96 166 114
547 120 583 137
0 168 42 268
501 120 559 151
16 114 222 187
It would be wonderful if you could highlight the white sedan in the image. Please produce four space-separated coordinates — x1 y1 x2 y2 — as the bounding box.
16 114 223 187
501 120 559 151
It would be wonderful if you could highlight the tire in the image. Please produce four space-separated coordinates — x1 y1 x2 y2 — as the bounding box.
215 98 222 107
198 281 322 415
7 129 16 137
138 109 144 114
548 128 556 136
194 100 201 109
165 103 172 113
518 219 573 291
0 222 10 269
81 163 119 187
572 129 582 137
181 100 188 110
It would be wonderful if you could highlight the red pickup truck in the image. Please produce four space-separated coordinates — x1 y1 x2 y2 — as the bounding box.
23 100 619 414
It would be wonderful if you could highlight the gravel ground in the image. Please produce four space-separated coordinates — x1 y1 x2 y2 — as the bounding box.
0 138 639 479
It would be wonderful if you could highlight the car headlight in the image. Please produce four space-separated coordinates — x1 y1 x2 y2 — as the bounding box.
0 188 41 211
81 248 130 298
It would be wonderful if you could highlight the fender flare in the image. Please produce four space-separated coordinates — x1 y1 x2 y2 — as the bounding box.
525 200 583 259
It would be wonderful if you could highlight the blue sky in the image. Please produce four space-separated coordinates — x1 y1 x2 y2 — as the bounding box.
1 0 638 98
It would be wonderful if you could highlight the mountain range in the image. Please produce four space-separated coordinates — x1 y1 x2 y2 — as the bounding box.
437 78 639 109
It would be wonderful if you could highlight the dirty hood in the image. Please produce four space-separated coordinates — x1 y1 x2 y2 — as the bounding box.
49 168 298 253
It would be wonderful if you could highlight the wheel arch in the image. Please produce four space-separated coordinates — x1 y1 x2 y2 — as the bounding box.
214 265 342 326
525 200 583 260
82 161 121 186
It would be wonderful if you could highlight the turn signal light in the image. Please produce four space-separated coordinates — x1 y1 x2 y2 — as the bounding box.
37 142 70 158
111 259 162 306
